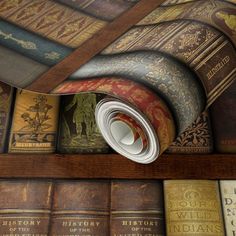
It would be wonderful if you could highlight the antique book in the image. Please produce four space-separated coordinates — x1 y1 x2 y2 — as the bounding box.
50 180 110 236
111 180 165 235
164 180 225 236
0 20 72 66
57 93 109 153
0 0 106 48
0 81 14 153
8 90 60 153
0 45 48 88
210 81 236 153
166 111 213 153
0 180 53 235
220 180 236 236
56 0 139 21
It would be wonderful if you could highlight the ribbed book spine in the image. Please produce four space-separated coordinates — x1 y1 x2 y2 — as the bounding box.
0 45 48 88
220 180 236 236
210 81 236 153
164 180 225 236
0 180 53 235
8 90 60 153
50 180 110 236
0 82 13 153
111 180 165 235
166 111 213 153
0 0 105 48
0 20 72 66
56 0 138 21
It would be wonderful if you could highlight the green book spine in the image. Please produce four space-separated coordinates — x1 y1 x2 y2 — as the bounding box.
57 93 109 153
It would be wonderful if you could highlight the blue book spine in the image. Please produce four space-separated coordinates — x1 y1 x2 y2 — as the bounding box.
0 21 72 66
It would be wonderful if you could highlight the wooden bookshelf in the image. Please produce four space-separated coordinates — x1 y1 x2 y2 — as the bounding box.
0 153 235 179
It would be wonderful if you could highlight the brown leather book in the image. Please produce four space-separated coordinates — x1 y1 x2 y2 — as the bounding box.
210 81 236 153
50 180 110 236
8 90 60 153
0 180 53 235
166 111 213 154
0 81 14 153
111 180 165 235
56 0 139 21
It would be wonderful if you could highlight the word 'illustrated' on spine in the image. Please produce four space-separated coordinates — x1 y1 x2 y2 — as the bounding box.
8 90 59 153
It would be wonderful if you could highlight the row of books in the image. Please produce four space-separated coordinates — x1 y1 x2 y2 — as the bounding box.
0 81 235 154
0 179 235 235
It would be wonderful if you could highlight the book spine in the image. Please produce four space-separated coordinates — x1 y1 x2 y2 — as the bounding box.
57 93 109 153
111 180 165 235
0 20 72 66
220 180 236 236
8 90 60 153
0 45 48 88
0 0 106 48
0 180 53 235
164 180 225 236
0 82 14 153
137 0 236 45
103 20 236 106
210 81 236 153
166 111 213 153
50 180 110 236
56 0 138 21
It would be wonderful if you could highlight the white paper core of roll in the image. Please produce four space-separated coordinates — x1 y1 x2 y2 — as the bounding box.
95 98 160 164
110 120 143 155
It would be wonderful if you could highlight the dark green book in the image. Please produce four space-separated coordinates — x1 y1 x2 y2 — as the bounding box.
57 93 109 153
0 82 14 153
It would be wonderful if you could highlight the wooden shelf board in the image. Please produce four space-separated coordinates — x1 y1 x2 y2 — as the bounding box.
0 153 235 179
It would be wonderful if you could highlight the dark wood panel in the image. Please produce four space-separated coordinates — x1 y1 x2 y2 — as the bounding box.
0 154 235 179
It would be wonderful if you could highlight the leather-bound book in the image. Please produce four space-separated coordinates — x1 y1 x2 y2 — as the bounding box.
57 93 109 153
210 81 236 153
0 81 14 153
56 0 139 21
0 180 53 235
166 111 213 153
220 180 236 236
0 0 105 48
8 90 60 153
50 180 110 236
164 180 225 236
111 180 165 235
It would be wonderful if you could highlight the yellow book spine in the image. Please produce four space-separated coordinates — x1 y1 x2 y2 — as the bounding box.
9 90 60 153
164 180 225 236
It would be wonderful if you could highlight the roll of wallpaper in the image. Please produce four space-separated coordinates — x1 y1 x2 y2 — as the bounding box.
54 77 176 163
0 0 235 163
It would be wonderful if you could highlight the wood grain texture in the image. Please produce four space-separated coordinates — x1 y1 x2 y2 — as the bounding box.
25 0 166 93
0 154 235 179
